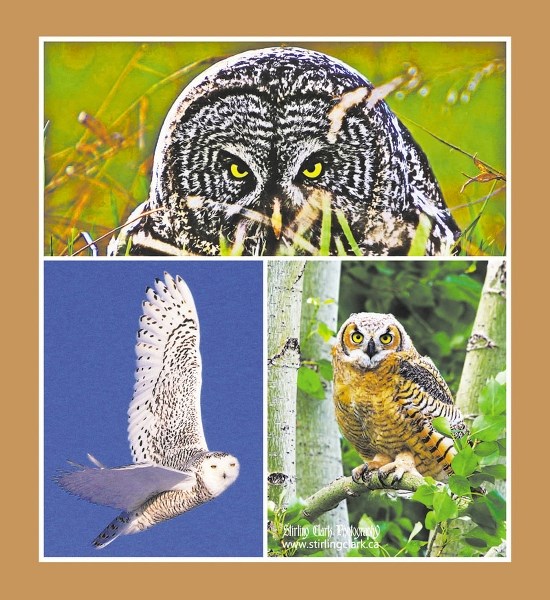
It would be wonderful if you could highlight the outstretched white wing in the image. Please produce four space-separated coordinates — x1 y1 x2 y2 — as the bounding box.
56 460 196 512
127 273 207 469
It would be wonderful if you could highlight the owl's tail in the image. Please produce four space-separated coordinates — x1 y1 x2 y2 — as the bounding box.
92 511 134 549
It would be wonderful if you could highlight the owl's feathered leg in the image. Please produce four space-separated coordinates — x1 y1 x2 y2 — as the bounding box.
377 451 423 485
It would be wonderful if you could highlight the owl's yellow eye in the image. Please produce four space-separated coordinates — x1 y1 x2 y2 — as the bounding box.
350 331 364 344
229 162 249 179
380 333 393 345
302 161 323 179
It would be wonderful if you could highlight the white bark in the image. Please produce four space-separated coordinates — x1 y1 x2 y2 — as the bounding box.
267 260 306 504
296 261 351 555
456 259 507 420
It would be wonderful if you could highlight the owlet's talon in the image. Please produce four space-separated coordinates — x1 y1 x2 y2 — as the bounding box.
351 463 370 483
377 453 423 486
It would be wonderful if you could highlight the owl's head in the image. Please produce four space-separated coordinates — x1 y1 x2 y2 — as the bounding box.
334 312 413 370
197 452 240 496
109 46 459 256
143 46 428 255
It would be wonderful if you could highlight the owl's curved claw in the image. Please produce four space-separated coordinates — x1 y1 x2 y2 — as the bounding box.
377 452 422 487
351 463 370 483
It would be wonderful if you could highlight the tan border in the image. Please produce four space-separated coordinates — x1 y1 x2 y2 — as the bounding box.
9 0 539 594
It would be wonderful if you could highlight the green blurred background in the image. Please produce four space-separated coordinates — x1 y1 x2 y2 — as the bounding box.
43 40 506 255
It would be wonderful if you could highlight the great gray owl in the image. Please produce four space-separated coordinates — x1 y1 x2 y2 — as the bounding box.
107 46 460 256
56 273 239 548
332 312 468 482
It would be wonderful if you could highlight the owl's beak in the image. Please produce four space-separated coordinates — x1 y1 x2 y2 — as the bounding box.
271 198 283 239
366 338 376 358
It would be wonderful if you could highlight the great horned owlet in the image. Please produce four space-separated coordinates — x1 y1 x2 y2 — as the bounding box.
108 47 460 257
332 312 467 483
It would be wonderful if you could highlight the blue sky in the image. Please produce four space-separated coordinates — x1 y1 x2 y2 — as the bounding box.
43 260 264 558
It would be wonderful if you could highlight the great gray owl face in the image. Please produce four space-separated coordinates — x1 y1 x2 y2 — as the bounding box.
110 47 459 256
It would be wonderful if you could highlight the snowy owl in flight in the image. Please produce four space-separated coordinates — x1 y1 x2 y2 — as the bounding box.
56 273 239 548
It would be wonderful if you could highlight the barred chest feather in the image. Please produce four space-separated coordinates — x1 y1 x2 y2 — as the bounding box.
332 354 449 479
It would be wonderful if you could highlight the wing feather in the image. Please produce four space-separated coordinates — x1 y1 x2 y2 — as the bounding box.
127 273 207 469
56 461 196 512
399 355 468 438
400 356 455 405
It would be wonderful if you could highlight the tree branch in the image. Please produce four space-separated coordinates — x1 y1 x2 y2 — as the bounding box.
301 470 427 523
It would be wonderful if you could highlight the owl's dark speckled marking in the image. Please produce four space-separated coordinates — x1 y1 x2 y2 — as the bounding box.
108 47 460 256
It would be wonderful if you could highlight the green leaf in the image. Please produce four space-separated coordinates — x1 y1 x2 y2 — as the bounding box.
478 378 506 416
452 446 480 477
317 359 333 381
408 213 431 256
464 536 489 549
283 503 305 523
465 500 498 535
433 490 459 521
464 526 503 549
471 415 506 442
468 472 495 487
412 483 436 507
433 331 452 356
432 416 453 437
425 510 438 530
297 366 325 399
317 321 335 342
319 191 332 256
454 435 470 452
408 284 435 307
481 464 507 480
358 514 380 539
448 475 472 496
439 274 483 307
395 516 413 533
334 209 362 256
485 490 507 522
474 441 499 457
268 535 283 551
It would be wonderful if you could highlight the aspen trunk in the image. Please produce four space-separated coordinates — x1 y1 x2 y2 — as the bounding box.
267 260 306 504
296 261 351 555
456 259 507 421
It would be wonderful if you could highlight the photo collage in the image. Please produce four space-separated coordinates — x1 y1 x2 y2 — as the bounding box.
41 38 509 560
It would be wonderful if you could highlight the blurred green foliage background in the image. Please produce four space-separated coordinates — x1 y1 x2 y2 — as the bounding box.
43 41 506 255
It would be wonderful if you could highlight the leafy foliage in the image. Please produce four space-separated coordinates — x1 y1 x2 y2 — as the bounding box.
411 373 507 556
341 374 507 558
339 261 485 390
297 296 335 399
